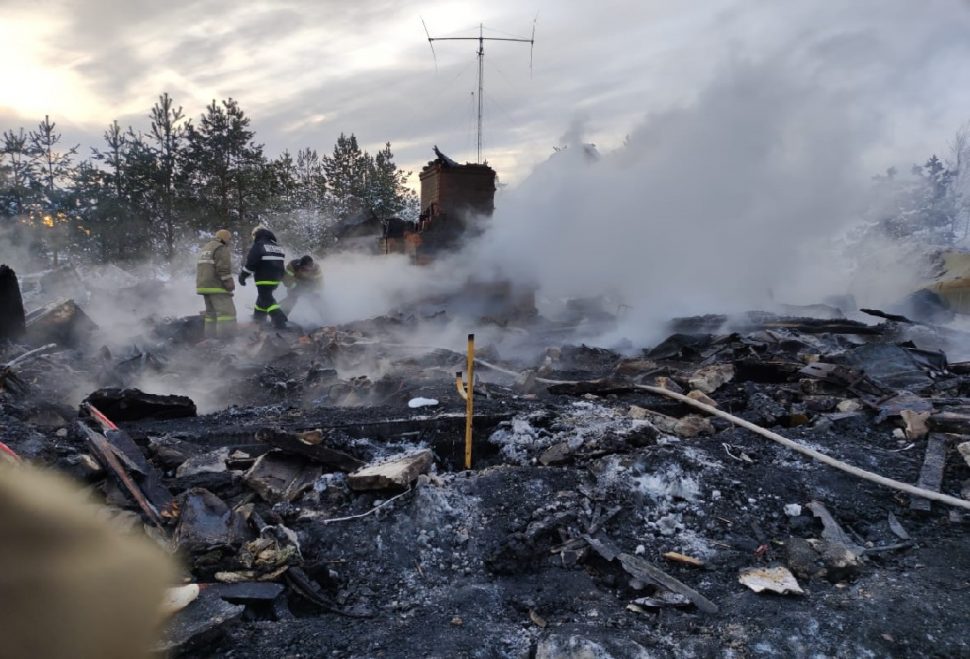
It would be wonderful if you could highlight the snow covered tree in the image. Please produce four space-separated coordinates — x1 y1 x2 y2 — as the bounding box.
322 133 368 222
295 147 327 209
863 154 958 247
363 142 418 220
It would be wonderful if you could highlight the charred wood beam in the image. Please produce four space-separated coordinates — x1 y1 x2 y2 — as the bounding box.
255 428 364 472
25 299 98 347
929 413 970 434
618 553 718 614
760 321 884 335
84 388 196 422
547 380 637 396
84 403 176 518
910 434 949 512
77 421 165 528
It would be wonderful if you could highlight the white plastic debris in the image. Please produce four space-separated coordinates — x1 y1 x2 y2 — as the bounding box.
738 567 804 595
408 397 440 409
161 584 200 615
784 504 802 517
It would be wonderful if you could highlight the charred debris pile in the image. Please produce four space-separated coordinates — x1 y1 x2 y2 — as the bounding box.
2 267 970 657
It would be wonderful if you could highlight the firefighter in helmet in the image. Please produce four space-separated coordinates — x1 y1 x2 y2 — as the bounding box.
196 229 236 338
238 226 288 329
281 255 323 316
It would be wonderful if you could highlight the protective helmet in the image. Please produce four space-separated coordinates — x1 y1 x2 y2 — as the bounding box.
215 229 231 243
251 224 267 238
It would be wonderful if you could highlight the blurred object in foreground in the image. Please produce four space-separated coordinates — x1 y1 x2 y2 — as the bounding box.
0 463 176 659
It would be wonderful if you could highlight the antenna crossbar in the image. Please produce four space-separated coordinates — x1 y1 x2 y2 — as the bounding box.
423 22 535 163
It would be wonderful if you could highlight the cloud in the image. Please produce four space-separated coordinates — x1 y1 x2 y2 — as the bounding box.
4 0 970 190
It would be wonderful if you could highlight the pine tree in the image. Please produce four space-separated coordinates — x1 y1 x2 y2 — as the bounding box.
183 98 267 237
364 142 418 220
0 128 37 218
295 147 327 208
322 133 368 222
28 116 78 265
148 93 188 261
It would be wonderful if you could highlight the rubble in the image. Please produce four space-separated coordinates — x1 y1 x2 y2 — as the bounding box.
347 449 433 491
254 427 363 471
911 434 949 512
738 566 805 595
84 387 197 421
4 265 970 656
156 589 245 654
25 298 97 346
243 451 323 503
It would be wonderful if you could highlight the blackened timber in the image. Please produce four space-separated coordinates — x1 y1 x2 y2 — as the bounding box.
77 422 165 528
761 321 884 335
910 434 949 512
618 553 718 614
930 412 970 434
25 299 97 346
0 265 26 342
206 582 285 603
84 402 175 517
546 380 636 396
84 387 197 421
255 428 364 472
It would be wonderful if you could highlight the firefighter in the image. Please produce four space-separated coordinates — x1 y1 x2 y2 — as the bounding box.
196 229 236 338
281 254 323 316
238 226 287 328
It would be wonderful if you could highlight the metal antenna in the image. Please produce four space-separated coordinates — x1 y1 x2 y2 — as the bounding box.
530 14 537 79
420 17 438 72
423 20 535 164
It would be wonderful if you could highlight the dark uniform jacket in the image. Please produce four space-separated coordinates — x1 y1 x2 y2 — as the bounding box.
196 238 233 293
241 229 286 284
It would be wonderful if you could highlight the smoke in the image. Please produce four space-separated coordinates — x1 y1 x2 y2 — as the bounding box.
13 1 970 410
458 2 970 346
466 63 868 345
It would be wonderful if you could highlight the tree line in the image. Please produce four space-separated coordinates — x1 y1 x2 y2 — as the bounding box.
0 93 418 267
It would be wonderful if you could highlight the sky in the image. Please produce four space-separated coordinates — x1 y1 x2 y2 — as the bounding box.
5 0 970 189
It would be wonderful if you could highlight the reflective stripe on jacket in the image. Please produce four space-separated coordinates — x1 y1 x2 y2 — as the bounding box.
242 229 286 284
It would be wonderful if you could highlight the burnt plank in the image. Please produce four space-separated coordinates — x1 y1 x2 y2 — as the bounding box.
618 553 718 614
911 434 949 512
255 428 363 472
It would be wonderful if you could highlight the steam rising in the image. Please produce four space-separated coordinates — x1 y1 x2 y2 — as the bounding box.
10 1 970 408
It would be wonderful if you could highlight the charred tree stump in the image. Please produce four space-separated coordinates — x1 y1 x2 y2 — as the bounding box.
0 265 26 342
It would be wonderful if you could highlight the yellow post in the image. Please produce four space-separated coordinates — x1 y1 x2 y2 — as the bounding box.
464 333 475 469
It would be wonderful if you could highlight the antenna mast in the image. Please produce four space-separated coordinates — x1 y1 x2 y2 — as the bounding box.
422 21 535 164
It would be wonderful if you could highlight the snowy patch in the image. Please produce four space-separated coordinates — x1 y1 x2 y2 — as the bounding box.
488 401 656 465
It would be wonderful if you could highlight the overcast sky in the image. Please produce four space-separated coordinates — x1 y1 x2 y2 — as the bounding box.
4 0 970 188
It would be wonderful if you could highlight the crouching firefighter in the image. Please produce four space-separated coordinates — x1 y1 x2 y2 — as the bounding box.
196 229 236 338
281 255 323 316
238 226 288 328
